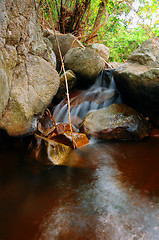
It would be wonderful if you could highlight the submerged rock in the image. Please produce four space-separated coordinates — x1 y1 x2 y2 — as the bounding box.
64 47 105 84
80 104 151 141
114 38 159 126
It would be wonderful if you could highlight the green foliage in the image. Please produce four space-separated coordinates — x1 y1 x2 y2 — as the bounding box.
40 0 159 62
94 0 159 62
98 25 159 62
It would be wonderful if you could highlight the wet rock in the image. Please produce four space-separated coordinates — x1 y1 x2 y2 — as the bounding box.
150 128 159 138
28 109 89 167
54 123 76 135
64 47 105 84
80 104 151 141
87 43 110 62
56 70 77 99
53 132 89 148
37 109 76 137
28 135 71 167
28 131 89 167
114 38 159 126
0 0 60 136
47 139 72 165
48 33 84 70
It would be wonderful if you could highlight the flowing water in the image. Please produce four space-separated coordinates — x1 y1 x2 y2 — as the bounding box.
53 69 121 127
1 70 159 240
0 138 159 240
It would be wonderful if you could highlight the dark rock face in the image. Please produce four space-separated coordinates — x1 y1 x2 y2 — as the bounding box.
114 38 159 126
64 47 105 84
80 104 151 141
0 0 59 136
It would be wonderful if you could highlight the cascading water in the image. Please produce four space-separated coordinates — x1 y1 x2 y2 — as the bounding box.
53 69 121 127
1 69 159 240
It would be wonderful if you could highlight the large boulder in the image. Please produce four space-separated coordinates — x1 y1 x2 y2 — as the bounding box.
0 0 59 136
64 47 105 85
48 33 84 71
87 43 110 62
80 103 150 141
114 38 159 126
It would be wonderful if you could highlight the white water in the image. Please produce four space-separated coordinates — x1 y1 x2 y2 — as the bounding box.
53 69 121 127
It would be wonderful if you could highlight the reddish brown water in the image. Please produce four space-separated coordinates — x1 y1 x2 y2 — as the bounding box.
0 137 159 240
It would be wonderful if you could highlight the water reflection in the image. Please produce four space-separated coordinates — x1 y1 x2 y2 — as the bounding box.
35 139 159 240
0 139 159 239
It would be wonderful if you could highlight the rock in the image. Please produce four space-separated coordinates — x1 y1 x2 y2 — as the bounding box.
128 39 159 67
47 139 72 165
48 131 89 164
56 70 77 99
0 0 60 136
114 38 159 126
150 128 159 138
30 37 57 68
80 103 151 141
43 28 54 37
48 33 84 70
28 131 89 167
52 132 89 149
87 43 110 62
28 136 72 167
37 109 76 137
64 47 105 84
110 62 124 69
28 109 89 167
43 28 60 38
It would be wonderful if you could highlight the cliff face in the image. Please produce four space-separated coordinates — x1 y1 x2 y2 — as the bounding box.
0 0 59 136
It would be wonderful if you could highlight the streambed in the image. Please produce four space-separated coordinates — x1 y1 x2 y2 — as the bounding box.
0 137 159 240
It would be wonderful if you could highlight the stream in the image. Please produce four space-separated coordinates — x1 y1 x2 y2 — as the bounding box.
0 137 159 240
1 70 159 240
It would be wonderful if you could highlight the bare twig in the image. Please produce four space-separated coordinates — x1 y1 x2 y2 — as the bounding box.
45 0 76 149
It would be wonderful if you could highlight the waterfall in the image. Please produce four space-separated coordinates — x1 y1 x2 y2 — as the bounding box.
53 69 121 128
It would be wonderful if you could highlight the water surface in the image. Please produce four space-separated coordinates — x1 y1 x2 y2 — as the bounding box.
0 138 159 240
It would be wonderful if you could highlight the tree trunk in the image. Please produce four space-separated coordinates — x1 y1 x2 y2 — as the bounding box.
85 0 108 43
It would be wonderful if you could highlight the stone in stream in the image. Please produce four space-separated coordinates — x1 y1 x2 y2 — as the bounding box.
64 47 105 85
80 103 151 141
114 38 159 126
0 0 59 136
27 116 89 168
28 132 89 167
